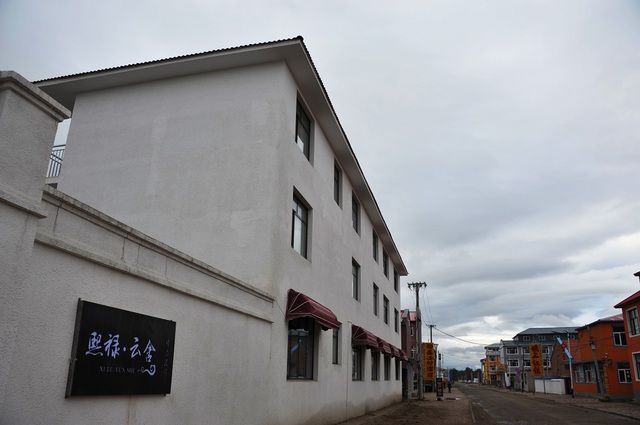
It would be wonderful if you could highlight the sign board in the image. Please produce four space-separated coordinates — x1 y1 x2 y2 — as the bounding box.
422 342 436 381
529 343 543 376
66 299 176 396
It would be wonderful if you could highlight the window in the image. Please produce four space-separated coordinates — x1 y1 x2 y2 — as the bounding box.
383 296 389 325
410 325 415 336
539 336 546 341
372 231 379 262
291 195 309 258
393 270 399 292
373 284 379 316
383 251 389 277
394 308 399 333
613 326 627 346
395 359 400 380
371 351 380 381
352 194 360 234
508 359 519 367
287 317 315 379
523 359 531 368
628 308 639 336
618 363 631 383
384 355 391 380
576 363 594 383
333 162 342 206
506 347 518 355
634 353 640 382
352 259 360 301
522 336 530 341
522 346 530 355
295 101 311 159
542 346 551 355
332 328 340 365
543 359 550 368
352 347 363 381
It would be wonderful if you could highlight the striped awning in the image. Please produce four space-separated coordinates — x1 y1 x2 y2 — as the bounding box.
352 325 379 348
377 338 392 355
286 289 340 331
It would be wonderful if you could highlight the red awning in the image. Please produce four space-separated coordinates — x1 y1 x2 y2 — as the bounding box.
377 338 392 355
400 350 409 361
352 325 378 349
391 346 401 358
286 289 340 330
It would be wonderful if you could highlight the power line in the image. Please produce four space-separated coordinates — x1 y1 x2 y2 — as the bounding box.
434 326 490 346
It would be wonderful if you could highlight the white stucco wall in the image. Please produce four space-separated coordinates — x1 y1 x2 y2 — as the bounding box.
1 188 275 425
45 61 404 424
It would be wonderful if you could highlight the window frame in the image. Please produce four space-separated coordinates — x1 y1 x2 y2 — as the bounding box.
506 347 518 355
617 363 631 384
634 352 640 382
291 194 310 258
383 250 389 277
627 307 639 336
333 161 342 206
394 308 399 333
332 327 340 365
295 100 311 160
372 231 379 262
351 194 360 234
395 358 401 381
371 350 380 381
352 347 363 381
287 317 315 380
383 296 389 325
373 283 379 316
352 259 360 301
613 326 627 346
384 355 391 381
393 269 399 292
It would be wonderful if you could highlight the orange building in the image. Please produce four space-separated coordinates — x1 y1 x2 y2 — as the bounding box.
571 315 632 400
614 271 640 402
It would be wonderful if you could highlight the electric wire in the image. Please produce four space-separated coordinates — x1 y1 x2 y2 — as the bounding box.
433 326 491 346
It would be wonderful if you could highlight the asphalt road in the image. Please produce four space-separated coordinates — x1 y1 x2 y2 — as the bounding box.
459 384 639 425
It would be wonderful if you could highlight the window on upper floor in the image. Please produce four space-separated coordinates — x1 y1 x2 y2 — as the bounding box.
508 359 519 367
506 347 518 355
522 336 530 341
613 326 627 346
383 251 389 278
539 336 546 341
383 296 389 325
291 194 309 258
522 346 530 355
287 317 315 380
352 259 360 301
523 359 531 368
295 101 311 160
393 269 399 292
627 307 639 336
352 194 360 234
334 161 342 206
372 231 379 262
373 283 379 316
394 308 399 333
410 325 415 336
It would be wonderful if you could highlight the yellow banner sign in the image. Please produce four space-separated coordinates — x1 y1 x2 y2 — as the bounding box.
422 342 436 381
529 343 543 376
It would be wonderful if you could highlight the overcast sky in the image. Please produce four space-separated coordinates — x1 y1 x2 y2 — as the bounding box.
2 0 639 369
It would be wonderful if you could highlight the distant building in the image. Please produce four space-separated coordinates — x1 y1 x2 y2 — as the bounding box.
614 270 640 403
401 309 421 398
484 343 502 386
571 315 632 400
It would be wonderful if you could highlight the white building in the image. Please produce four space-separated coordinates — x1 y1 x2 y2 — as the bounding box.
1 37 408 425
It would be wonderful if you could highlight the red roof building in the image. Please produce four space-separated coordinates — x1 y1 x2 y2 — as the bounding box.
614 271 640 402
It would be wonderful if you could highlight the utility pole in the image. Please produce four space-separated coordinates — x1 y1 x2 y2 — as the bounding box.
408 281 427 400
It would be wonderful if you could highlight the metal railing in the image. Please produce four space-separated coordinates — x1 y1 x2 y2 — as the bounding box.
47 145 65 178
